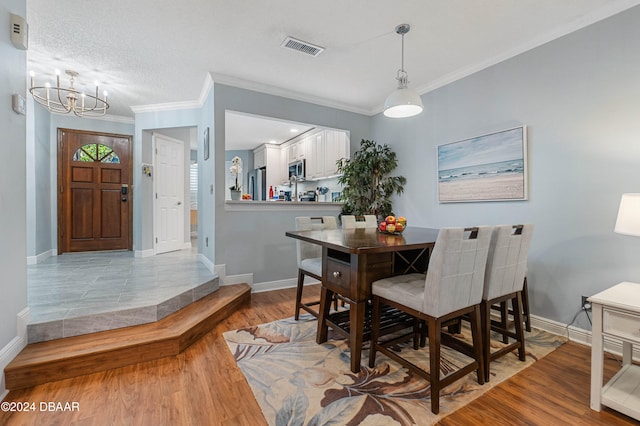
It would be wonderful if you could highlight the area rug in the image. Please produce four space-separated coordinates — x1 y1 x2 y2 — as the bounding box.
223 316 566 426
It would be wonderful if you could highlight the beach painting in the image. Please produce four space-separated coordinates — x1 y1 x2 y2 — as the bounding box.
438 126 527 202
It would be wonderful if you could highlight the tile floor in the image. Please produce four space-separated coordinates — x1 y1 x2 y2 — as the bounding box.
27 247 218 343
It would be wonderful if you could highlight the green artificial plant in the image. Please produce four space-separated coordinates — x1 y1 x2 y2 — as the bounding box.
337 139 406 219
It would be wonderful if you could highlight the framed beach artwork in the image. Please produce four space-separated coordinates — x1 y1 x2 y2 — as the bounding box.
437 126 528 203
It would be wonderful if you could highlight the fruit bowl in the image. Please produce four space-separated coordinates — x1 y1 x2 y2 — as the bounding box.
378 215 407 234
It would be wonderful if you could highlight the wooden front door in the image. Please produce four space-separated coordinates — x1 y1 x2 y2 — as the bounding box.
58 129 132 253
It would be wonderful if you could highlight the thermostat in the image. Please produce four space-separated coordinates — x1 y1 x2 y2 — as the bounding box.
10 14 28 50
12 94 26 115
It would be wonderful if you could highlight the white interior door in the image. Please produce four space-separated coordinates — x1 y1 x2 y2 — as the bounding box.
154 133 185 254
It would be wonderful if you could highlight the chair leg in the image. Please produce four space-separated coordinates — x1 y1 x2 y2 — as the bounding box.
368 296 382 368
294 269 305 320
522 277 531 332
469 305 485 385
513 292 526 361
481 300 492 382
428 316 441 414
499 301 509 344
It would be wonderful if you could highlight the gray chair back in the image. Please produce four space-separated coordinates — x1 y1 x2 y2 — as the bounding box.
295 216 337 267
341 215 378 229
483 224 534 301
422 227 492 317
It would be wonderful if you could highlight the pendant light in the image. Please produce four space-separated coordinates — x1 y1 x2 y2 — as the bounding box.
383 24 424 118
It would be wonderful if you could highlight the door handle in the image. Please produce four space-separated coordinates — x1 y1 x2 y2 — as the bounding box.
177 201 182 205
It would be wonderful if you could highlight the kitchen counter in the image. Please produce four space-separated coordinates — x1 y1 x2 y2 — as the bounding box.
225 200 343 212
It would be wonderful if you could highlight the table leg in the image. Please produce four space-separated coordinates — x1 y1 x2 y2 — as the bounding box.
590 303 604 411
316 286 333 344
349 299 366 373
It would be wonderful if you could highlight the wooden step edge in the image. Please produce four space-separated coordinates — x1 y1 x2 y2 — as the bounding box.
5 284 251 390
7 284 251 366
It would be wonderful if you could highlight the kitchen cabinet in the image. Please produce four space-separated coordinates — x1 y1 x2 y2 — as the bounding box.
254 147 266 169
305 130 349 180
324 130 349 176
306 132 325 180
253 144 282 190
287 138 308 161
280 147 290 184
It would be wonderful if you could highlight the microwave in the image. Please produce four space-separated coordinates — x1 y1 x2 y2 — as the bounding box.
288 159 305 181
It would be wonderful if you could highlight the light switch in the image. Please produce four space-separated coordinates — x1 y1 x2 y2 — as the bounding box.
12 94 25 115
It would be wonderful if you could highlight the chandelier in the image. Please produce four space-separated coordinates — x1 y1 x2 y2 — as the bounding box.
383 24 424 118
29 70 109 117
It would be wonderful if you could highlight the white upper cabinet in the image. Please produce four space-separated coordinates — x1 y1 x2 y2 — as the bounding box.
253 146 266 169
305 130 349 180
253 144 282 189
306 132 325 180
323 130 349 176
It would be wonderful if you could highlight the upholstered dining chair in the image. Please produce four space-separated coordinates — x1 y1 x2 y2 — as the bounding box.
341 215 378 229
481 224 533 381
368 226 492 414
294 216 338 320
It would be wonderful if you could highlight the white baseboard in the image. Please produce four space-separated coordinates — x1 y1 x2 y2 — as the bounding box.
251 276 320 293
26 249 57 265
214 268 319 292
134 249 155 258
1 308 30 400
199 255 215 274
213 264 254 286
531 314 640 361
225 273 255 286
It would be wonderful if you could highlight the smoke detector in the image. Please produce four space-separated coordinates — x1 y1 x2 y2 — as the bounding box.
280 36 324 57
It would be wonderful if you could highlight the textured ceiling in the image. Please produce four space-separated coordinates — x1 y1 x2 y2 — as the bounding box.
26 0 640 120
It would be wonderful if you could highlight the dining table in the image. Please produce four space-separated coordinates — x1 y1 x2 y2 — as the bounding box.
285 226 440 372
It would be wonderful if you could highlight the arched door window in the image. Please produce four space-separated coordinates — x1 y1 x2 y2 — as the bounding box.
72 143 121 163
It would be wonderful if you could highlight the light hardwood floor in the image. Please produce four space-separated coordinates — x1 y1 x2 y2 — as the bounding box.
1 285 637 425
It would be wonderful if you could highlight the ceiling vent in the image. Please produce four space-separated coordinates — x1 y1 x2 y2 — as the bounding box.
280 36 324 57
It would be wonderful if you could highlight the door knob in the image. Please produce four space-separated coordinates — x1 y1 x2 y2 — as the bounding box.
332 271 341 278
177 201 182 205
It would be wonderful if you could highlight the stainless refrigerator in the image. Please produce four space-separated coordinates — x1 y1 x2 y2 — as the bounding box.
248 167 266 201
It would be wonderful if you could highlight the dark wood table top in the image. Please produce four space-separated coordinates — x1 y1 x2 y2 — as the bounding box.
285 227 440 254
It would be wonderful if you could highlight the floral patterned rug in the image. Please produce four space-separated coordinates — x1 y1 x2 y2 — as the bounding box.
223 315 566 426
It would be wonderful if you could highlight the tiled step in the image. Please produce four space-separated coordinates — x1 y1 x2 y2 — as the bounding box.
28 278 220 343
5 283 251 390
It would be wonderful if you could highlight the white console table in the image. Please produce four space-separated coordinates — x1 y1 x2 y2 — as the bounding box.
589 282 640 420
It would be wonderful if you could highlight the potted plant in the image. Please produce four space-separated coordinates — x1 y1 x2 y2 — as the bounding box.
337 139 406 219
229 156 242 200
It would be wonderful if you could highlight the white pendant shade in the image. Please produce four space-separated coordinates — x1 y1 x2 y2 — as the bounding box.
614 193 640 236
383 87 424 118
384 24 423 119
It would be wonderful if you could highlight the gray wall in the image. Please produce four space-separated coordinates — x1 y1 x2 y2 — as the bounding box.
26 110 135 257
0 0 27 356
134 95 215 260
371 6 640 329
213 83 371 282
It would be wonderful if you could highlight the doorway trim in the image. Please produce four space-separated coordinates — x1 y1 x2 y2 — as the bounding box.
152 132 187 255
57 128 133 254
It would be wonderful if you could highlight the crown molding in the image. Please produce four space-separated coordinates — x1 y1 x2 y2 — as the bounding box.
127 1 640 119
130 73 213 114
372 0 640 116
209 73 373 116
89 114 135 124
